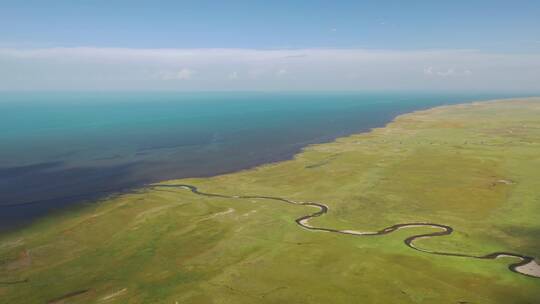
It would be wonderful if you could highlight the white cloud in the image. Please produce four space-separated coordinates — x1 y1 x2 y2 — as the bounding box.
179 68 193 80
178 68 193 80
158 68 193 80
0 47 538 91
424 66 473 77
437 68 455 76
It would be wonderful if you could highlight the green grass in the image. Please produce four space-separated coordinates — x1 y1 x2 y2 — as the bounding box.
1 98 539 303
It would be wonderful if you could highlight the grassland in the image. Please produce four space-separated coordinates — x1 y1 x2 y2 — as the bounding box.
1 98 540 303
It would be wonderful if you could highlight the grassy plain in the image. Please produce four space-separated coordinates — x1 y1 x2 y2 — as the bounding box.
1 98 540 303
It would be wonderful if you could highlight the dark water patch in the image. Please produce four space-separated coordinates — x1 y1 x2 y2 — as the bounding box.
0 162 146 230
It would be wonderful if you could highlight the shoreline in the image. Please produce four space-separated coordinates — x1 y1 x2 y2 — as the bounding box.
172 96 540 178
1 96 538 233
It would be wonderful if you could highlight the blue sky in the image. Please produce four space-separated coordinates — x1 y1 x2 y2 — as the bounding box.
1 0 539 91
2 0 539 50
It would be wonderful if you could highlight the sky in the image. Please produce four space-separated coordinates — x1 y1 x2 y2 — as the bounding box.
1 0 539 91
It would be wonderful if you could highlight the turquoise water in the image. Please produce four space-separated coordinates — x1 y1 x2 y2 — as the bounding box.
0 91 522 228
